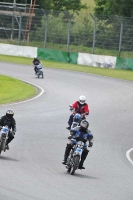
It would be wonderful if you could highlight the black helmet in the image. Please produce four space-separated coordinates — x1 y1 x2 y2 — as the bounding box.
80 119 89 130
6 110 14 120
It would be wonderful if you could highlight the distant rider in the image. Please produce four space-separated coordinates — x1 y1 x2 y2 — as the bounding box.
0 110 16 150
33 57 41 74
66 95 89 130
62 119 93 169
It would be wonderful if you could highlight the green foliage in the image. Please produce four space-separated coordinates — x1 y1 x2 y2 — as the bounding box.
40 0 87 11
94 0 133 17
29 11 94 48
0 0 87 12
33 13 68 44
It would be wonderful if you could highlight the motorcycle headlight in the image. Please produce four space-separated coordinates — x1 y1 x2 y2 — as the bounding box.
77 144 83 148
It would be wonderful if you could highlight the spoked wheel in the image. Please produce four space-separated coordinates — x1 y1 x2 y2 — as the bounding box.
0 146 2 154
0 139 5 154
66 150 73 173
70 156 80 175
42 72 44 78
67 166 71 173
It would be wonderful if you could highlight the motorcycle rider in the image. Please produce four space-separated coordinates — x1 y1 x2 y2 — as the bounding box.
66 95 89 130
33 56 41 74
62 119 93 169
0 110 16 150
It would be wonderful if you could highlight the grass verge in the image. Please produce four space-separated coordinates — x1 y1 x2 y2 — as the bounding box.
0 54 133 105
0 75 37 105
0 54 133 81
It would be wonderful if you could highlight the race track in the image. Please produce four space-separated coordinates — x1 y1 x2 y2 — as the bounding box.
0 62 133 200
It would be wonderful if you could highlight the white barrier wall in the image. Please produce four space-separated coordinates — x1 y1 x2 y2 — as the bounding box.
78 53 116 68
0 43 37 58
0 43 117 68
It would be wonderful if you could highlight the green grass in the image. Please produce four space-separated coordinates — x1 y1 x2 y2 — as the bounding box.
0 0 132 59
0 75 37 105
0 47 133 104
1 38 133 58
1 2 133 105
0 54 133 82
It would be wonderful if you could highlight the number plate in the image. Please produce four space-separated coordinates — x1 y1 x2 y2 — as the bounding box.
75 147 82 154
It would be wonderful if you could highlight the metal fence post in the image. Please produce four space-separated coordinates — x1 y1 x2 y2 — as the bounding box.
90 13 96 54
18 13 22 45
42 9 48 48
116 15 123 57
15 6 22 45
64 11 72 53
11 1 16 40
67 18 71 53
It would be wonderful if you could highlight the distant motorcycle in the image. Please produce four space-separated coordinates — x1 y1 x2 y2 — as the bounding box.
68 105 85 131
70 113 82 130
35 64 44 78
0 126 9 154
66 140 85 175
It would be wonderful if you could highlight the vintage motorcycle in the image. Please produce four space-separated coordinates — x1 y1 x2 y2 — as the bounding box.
66 140 85 175
35 64 44 78
0 126 9 154
68 105 85 132
71 113 82 129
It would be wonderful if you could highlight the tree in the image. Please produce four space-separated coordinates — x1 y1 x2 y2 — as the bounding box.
94 0 133 17
51 0 87 12
0 0 87 12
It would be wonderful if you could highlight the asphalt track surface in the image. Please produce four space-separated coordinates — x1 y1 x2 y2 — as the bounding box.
0 62 133 200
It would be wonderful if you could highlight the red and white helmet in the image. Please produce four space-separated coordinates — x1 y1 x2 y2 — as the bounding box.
79 95 86 104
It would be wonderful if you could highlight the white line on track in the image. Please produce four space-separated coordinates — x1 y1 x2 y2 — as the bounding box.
126 148 133 166
1 73 133 168
1 76 44 107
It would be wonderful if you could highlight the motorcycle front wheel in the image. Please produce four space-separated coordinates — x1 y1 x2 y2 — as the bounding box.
70 155 80 175
67 166 71 173
42 72 44 78
0 139 5 154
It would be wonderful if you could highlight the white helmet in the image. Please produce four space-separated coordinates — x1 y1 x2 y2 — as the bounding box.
79 95 86 104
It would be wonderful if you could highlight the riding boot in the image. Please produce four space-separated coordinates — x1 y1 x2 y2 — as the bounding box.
79 149 89 169
62 144 72 164
5 138 13 150
5 130 14 150
6 136 14 145
68 115 74 125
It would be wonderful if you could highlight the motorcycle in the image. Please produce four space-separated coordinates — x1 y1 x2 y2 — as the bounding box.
66 140 85 175
68 105 85 132
0 126 9 154
71 113 82 129
35 64 44 78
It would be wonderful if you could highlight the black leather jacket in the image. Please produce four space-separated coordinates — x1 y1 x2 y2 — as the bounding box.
0 115 16 132
33 58 40 66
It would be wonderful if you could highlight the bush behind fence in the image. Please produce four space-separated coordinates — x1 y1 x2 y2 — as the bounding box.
0 5 133 56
